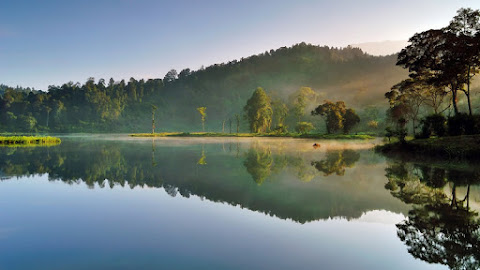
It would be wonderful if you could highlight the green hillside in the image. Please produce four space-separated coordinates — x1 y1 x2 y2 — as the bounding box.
0 43 408 133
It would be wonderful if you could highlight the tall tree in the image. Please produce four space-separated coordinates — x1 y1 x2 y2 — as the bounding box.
397 29 463 115
244 87 273 133
197 107 207 131
235 114 240 133
289 87 317 122
151 104 158 134
272 98 289 128
311 101 346 134
447 8 480 115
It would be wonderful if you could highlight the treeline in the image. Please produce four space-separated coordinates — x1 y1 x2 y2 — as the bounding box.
0 43 405 133
241 87 360 134
386 8 480 141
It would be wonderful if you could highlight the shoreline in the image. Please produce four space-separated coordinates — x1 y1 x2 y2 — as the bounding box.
375 135 480 161
129 132 375 140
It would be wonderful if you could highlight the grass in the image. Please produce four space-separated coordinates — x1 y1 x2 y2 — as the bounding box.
129 132 375 140
375 135 480 160
0 136 61 146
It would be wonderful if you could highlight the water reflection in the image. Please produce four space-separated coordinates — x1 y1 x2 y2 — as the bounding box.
385 160 480 269
0 138 407 223
243 145 272 185
311 150 360 176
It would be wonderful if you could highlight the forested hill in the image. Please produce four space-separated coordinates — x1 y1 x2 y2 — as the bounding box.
0 43 408 133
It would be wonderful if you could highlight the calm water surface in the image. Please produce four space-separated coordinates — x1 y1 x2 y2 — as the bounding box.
0 135 478 269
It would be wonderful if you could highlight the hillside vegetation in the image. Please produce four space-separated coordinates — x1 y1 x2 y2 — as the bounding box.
0 43 408 133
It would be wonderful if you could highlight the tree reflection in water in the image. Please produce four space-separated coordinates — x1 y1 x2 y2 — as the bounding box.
243 145 273 185
311 149 360 176
0 139 405 223
385 161 480 269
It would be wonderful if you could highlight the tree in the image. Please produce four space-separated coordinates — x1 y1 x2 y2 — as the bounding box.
151 104 158 134
343 109 360 134
45 106 52 128
164 69 178 84
19 114 37 132
235 114 240 133
397 29 463 115
311 101 346 134
244 87 273 133
272 98 289 128
386 79 425 135
289 87 317 121
447 8 480 115
396 8 480 116
196 107 207 131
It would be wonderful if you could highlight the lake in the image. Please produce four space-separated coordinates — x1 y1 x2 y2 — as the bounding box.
0 135 478 270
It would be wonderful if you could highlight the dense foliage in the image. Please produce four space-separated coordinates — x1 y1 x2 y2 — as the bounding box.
311 101 360 134
0 43 405 133
387 8 480 139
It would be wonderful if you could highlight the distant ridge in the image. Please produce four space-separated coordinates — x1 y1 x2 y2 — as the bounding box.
349 40 409 56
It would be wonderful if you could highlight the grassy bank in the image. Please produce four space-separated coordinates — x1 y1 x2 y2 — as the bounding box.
375 135 480 160
0 136 62 146
130 132 375 140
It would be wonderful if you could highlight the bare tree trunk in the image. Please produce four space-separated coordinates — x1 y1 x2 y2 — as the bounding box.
467 65 472 116
222 120 225 133
152 111 155 134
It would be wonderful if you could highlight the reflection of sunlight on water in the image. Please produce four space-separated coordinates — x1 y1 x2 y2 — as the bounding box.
355 210 405 225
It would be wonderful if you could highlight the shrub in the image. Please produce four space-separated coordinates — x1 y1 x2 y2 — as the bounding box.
447 113 480 136
295 122 314 134
420 114 446 138
273 124 288 134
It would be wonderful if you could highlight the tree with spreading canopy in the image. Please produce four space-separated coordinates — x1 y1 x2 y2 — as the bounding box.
311 101 360 134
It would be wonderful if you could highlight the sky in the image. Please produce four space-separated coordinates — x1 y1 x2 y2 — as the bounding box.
1 0 480 90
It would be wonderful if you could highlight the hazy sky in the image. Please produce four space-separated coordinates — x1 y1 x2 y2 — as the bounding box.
2 0 480 90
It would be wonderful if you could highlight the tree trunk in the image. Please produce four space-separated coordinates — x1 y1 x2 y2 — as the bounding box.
467 65 472 115
152 111 155 134
222 120 225 133
452 87 459 115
